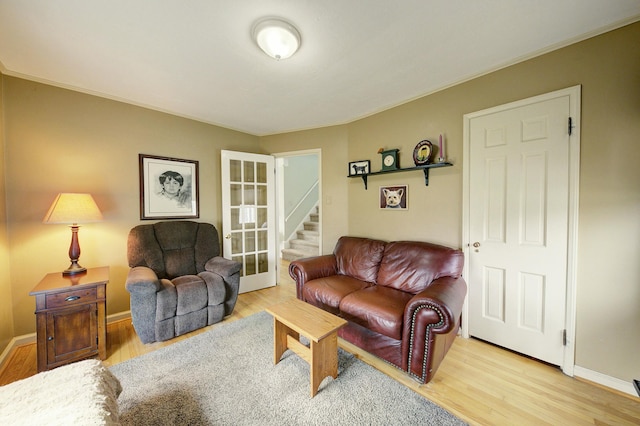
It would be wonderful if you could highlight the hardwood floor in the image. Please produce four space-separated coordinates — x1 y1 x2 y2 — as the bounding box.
1 262 638 425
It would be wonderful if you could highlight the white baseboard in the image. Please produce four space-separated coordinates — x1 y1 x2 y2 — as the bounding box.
0 311 132 372
0 333 35 369
574 365 637 397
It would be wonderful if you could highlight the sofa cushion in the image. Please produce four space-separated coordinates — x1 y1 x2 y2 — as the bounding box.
155 279 177 321
334 236 386 283
339 286 413 340
164 248 197 278
175 307 208 336
173 275 208 315
199 271 227 305
207 304 225 325
377 241 464 294
127 225 166 278
302 275 372 315
155 221 200 278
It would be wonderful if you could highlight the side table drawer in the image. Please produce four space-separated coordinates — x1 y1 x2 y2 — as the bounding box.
46 287 97 309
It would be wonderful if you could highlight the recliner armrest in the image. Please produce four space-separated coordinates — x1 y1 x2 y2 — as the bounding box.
125 266 161 294
289 255 338 299
205 256 241 277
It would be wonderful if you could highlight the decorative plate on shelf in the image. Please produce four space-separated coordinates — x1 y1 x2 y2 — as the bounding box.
413 140 433 166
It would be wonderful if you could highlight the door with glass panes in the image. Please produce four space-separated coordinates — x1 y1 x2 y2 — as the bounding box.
221 150 276 293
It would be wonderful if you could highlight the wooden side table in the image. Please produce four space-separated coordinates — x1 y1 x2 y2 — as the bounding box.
266 298 347 397
30 266 109 372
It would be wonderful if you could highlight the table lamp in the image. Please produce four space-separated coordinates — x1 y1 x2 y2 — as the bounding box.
43 193 104 275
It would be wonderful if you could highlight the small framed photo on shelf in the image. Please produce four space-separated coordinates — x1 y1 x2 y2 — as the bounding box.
348 160 370 176
379 185 408 210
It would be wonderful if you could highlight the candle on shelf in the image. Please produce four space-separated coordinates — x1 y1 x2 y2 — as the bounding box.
439 134 445 162
442 134 446 159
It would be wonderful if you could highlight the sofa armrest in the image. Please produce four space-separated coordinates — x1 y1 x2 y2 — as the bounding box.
125 266 161 294
205 256 242 277
401 276 467 382
289 255 338 299
406 276 468 331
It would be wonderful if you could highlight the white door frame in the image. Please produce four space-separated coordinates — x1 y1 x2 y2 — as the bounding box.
461 85 581 375
273 148 322 283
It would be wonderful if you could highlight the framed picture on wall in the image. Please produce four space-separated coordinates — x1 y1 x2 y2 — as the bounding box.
139 154 199 220
348 160 370 176
379 185 408 210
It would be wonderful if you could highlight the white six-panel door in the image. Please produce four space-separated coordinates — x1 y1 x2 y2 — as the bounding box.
465 88 579 367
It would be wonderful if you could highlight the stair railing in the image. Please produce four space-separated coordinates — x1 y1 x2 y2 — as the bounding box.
285 180 319 241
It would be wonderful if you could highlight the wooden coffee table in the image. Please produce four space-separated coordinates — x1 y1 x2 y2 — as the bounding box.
266 298 347 397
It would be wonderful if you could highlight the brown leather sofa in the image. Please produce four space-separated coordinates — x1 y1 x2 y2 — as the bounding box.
289 236 467 384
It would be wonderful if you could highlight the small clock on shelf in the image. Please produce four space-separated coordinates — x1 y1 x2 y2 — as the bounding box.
379 149 399 171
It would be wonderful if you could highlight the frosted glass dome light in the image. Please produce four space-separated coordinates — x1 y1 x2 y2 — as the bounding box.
253 18 301 60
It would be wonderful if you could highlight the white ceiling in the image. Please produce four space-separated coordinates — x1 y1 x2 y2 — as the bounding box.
1 1 639 136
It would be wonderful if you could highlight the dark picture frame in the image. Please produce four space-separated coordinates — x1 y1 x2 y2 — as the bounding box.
348 160 370 176
413 140 433 166
379 184 408 210
139 154 199 220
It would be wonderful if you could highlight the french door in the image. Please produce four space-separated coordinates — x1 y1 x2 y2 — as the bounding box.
221 150 276 293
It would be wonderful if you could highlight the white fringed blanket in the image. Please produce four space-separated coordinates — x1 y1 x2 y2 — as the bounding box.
0 359 122 425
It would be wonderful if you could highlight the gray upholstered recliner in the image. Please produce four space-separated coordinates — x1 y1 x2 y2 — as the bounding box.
125 221 241 344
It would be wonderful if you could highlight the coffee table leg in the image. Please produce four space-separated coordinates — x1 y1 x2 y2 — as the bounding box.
273 318 299 364
310 331 339 397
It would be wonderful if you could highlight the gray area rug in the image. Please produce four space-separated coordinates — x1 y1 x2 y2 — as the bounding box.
110 311 465 425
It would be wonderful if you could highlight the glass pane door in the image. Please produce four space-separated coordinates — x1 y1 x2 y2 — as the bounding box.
221 151 275 293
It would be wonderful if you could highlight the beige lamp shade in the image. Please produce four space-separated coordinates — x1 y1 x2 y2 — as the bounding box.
43 193 103 275
43 193 104 224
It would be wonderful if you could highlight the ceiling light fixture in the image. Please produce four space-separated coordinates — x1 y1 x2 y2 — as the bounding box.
252 18 301 60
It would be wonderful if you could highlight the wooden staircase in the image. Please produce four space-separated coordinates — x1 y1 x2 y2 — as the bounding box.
281 207 319 261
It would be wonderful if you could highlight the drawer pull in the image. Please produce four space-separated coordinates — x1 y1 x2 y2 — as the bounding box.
65 295 81 302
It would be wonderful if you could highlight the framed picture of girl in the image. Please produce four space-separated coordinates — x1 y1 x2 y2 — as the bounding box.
139 154 199 219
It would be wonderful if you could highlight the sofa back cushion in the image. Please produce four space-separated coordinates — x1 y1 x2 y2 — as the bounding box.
127 221 220 279
334 236 386 283
377 241 464 294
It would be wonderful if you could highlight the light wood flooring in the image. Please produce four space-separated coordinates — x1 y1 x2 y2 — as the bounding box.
1 261 638 425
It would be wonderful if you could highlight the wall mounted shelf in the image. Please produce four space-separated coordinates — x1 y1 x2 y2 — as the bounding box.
348 162 453 189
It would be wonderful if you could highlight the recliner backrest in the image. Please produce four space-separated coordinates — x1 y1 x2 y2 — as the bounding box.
127 221 220 279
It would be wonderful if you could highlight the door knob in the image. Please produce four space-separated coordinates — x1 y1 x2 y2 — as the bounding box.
225 234 231 239
472 242 481 248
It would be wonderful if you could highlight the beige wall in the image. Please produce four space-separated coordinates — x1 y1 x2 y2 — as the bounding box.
0 75 14 350
1 21 638 385
3 76 259 336
260 126 350 253
261 22 640 383
347 92 464 247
